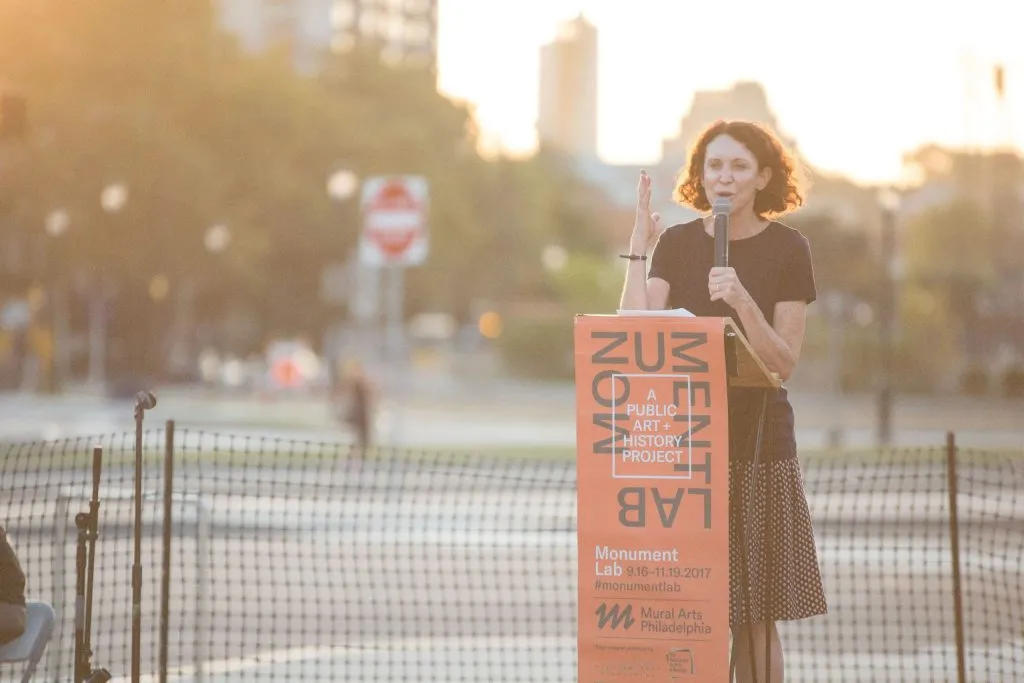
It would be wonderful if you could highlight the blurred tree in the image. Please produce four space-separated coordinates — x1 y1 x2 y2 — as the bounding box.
784 210 879 387
902 200 994 280
549 253 620 315
901 199 996 326
894 282 959 392
402 148 616 321
787 210 876 299
903 146 1024 313
0 0 615 381
899 199 997 386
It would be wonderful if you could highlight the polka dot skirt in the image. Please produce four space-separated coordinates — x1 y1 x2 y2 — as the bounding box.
729 458 828 628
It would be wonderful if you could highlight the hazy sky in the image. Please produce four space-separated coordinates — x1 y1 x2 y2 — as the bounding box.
436 0 1024 184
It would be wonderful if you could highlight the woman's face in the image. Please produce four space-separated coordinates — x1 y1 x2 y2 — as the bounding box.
702 134 772 215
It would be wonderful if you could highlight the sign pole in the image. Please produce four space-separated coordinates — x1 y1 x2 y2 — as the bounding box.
385 263 404 361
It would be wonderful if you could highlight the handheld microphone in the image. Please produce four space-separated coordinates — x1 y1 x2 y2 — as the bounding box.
712 197 731 267
133 391 157 411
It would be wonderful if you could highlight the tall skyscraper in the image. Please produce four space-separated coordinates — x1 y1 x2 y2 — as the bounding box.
215 0 437 77
537 14 598 160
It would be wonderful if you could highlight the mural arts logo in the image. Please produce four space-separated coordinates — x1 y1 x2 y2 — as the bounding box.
595 603 635 630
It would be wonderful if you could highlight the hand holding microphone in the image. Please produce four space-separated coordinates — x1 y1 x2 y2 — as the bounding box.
713 197 730 268
708 198 750 309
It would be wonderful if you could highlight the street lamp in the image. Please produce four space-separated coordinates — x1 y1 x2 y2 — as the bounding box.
326 168 360 315
204 224 231 348
204 224 231 254
877 187 901 446
88 183 128 388
541 244 568 274
45 209 70 238
326 169 358 202
100 183 128 213
45 209 71 392
325 169 373 361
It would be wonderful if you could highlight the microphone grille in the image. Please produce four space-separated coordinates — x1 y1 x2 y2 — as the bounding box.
712 197 732 215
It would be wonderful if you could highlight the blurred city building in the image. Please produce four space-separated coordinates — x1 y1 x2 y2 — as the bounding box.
215 0 438 76
659 80 798 167
566 78 874 232
899 145 1024 371
537 13 598 162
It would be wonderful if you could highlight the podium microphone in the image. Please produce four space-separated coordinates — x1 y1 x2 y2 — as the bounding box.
712 197 731 268
133 391 157 413
130 389 156 683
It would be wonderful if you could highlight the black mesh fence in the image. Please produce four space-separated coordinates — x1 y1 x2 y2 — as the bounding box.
955 447 1023 680
1 431 170 683
1 427 1021 682
778 444 1023 681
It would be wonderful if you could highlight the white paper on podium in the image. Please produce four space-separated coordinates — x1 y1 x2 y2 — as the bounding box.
616 307 695 317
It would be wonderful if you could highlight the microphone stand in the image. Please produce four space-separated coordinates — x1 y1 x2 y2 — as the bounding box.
74 446 112 683
131 391 157 683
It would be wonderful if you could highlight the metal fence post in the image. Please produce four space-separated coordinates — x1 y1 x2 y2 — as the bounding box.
195 497 210 683
945 431 967 683
159 420 176 683
50 493 70 682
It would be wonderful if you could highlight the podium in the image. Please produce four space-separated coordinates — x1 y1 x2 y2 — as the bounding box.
574 314 779 682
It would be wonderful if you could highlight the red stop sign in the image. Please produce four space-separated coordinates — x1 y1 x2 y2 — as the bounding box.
364 180 423 259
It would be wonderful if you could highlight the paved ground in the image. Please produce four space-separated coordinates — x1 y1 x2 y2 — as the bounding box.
1 379 1020 682
3 455 1021 683
0 379 1022 450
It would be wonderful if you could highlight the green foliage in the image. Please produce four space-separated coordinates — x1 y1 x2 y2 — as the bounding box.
549 253 620 314
959 364 990 396
902 200 996 289
496 313 574 380
493 253 621 379
894 284 958 392
787 210 876 298
1001 365 1024 398
789 207 975 393
0 0 615 377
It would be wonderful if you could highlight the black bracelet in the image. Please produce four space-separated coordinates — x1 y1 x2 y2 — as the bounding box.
619 253 647 261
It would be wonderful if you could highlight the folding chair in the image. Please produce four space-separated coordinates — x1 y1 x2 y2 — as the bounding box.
0 601 55 683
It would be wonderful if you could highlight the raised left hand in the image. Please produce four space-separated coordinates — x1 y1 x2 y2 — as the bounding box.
708 267 751 309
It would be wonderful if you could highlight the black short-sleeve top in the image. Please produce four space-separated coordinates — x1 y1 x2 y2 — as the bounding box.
648 219 816 326
647 218 817 460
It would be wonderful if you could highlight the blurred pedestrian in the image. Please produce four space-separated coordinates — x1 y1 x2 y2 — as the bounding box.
334 359 374 454
0 523 27 645
619 119 827 683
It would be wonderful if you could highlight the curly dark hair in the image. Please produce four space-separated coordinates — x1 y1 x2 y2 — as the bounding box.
673 119 807 218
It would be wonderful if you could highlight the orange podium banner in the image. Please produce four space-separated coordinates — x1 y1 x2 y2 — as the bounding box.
575 314 731 682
